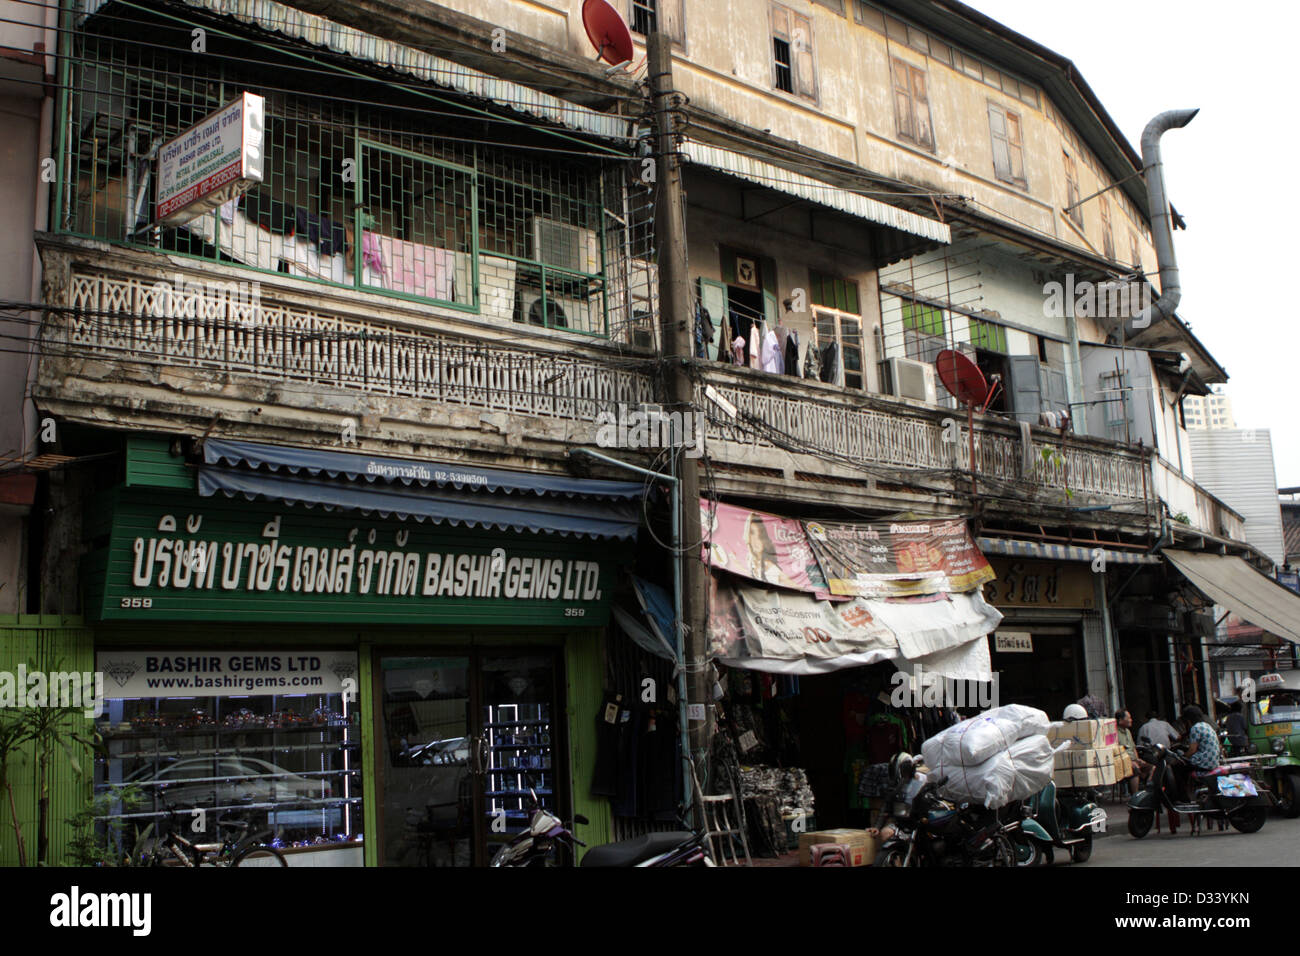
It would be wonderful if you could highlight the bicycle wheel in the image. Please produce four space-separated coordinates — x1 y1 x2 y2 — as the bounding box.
232 846 288 867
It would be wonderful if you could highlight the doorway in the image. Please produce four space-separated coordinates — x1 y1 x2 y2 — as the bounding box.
374 649 563 866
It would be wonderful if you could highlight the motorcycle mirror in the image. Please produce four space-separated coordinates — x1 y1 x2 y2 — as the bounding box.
573 814 589 826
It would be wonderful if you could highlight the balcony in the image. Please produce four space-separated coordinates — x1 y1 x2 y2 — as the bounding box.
1152 457 1245 540
38 243 1159 526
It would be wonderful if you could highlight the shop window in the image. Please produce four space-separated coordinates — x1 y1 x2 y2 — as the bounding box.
772 3 817 101
95 668 363 863
892 58 934 151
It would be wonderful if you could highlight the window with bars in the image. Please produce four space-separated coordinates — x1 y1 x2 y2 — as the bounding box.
969 317 1007 353
892 58 933 151
772 3 817 101
61 27 616 337
631 0 658 35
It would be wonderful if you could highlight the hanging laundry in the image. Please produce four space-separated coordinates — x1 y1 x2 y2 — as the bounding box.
784 328 800 377
761 326 783 373
694 302 715 359
804 338 821 379
820 339 840 384
748 322 761 368
732 335 747 365
361 231 386 282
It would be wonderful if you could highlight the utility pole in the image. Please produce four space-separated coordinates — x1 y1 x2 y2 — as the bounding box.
647 33 711 813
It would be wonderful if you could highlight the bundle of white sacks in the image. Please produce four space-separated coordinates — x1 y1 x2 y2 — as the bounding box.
920 704 1055 809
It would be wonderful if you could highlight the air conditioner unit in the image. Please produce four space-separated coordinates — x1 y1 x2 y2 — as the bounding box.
516 289 594 334
531 217 600 276
885 356 937 403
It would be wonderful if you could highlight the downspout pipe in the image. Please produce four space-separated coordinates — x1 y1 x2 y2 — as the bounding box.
1127 108 1199 338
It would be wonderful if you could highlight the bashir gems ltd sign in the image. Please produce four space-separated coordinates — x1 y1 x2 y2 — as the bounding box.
156 92 264 225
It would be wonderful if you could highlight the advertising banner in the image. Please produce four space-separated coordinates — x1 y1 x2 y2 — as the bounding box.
700 500 828 594
804 517 995 597
156 92 265 225
96 649 358 699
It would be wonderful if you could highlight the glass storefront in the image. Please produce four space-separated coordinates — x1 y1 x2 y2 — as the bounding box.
94 650 363 863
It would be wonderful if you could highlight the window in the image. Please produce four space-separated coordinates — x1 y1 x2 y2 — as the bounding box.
629 0 684 44
988 103 1026 186
892 59 933 150
1100 196 1115 260
809 271 860 314
969 318 1007 353
631 0 657 35
1063 152 1082 228
772 4 817 101
810 271 863 390
901 299 945 364
1130 231 1141 271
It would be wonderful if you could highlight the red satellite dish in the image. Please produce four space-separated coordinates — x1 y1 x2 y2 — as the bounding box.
935 348 990 409
582 0 635 66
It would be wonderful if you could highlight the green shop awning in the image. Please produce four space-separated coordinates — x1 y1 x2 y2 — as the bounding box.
200 439 641 541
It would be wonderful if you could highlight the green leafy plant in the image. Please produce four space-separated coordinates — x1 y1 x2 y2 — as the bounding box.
0 713 33 867
65 784 155 867
1171 512 1190 525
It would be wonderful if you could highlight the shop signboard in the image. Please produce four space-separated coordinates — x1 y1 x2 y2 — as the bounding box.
96 649 358 699
994 631 1034 653
803 518 995 598
87 489 625 627
156 92 264 225
701 500 829 594
982 558 1094 609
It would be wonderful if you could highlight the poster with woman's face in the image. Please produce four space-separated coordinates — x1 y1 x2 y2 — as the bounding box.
700 500 828 594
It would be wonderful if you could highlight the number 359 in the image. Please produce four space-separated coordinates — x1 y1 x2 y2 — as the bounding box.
120 597 153 609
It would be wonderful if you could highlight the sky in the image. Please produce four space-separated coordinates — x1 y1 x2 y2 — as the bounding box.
966 0 1300 486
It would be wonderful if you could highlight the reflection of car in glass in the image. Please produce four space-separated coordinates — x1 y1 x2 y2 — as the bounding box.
1243 672 1300 817
127 757 327 812
402 737 470 766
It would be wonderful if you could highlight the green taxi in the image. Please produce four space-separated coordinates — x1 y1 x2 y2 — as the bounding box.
1243 671 1300 817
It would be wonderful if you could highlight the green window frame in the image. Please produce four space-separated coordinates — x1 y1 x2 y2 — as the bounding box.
809 271 860 314
969 318 1007 353
901 300 944 336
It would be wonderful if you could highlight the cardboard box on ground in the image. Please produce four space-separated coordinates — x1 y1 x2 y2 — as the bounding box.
798 829 879 867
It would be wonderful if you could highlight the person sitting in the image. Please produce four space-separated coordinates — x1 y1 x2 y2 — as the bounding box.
1115 708 1152 796
1223 701 1249 756
1138 710 1179 750
1177 705 1221 799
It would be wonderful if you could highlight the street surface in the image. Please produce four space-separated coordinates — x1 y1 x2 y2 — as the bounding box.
1077 801 1299 867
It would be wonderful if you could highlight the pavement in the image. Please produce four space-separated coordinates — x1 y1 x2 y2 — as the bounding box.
1069 797 1299 867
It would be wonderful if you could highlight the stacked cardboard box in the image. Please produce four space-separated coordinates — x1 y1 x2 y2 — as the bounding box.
1113 745 1134 780
797 829 880 867
1050 719 1120 788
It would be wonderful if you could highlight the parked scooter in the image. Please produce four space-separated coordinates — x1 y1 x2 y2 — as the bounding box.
1127 742 1275 838
1014 780 1103 865
489 787 713 867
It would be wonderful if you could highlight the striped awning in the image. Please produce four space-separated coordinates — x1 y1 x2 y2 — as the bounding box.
977 537 1161 566
681 140 951 245
82 0 630 143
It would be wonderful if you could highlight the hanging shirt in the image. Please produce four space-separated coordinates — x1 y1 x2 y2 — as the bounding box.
761 328 783 373
785 329 800 377
748 322 761 368
732 336 747 365
804 339 821 379
820 340 840 384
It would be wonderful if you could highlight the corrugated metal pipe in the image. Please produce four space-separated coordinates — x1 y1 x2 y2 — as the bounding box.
1126 108 1199 338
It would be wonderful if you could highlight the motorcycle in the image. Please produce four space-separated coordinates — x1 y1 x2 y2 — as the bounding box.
873 755 1019 868
489 787 714 867
1127 742 1275 838
1014 780 1103 865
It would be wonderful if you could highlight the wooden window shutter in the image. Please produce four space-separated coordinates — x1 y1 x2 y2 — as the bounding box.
910 67 932 148
792 13 817 100
664 0 685 46
1006 111 1024 182
892 59 914 141
989 103 1012 182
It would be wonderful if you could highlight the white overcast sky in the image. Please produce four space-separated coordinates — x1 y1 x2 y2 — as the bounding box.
967 0 1299 486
